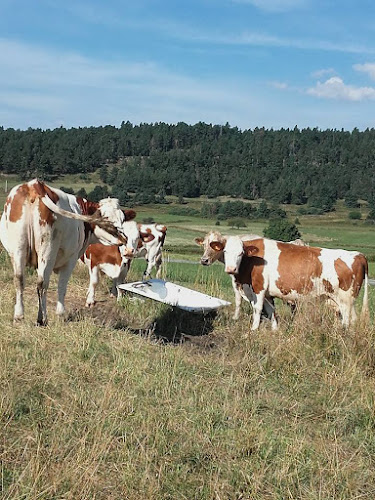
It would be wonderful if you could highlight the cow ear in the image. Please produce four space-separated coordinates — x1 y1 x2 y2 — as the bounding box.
245 245 258 257
194 237 204 246
156 224 167 233
140 232 155 243
124 209 136 221
210 241 224 252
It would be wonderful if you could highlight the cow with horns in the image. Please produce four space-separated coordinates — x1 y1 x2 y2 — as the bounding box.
0 179 136 325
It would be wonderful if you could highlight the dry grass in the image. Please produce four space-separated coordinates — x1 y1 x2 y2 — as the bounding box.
1 260 375 499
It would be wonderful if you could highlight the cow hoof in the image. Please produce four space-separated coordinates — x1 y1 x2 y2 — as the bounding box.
36 319 48 327
109 293 115 299
13 316 24 324
85 302 95 308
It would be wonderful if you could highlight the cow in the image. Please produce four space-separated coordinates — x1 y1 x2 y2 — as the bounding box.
209 235 369 331
195 231 262 320
136 224 167 280
80 223 167 306
0 179 135 325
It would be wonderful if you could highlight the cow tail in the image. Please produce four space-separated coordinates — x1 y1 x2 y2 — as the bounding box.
361 266 369 322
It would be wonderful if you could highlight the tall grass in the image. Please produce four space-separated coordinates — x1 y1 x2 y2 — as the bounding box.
1 254 375 499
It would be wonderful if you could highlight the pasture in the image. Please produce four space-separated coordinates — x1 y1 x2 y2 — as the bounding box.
2 176 375 499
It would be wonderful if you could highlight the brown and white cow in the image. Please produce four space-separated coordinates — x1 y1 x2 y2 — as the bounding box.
195 231 264 320
210 235 369 331
0 179 134 325
136 224 167 280
81 223 167 306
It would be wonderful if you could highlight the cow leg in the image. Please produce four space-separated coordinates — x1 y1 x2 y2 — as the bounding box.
143 259 152 280
12 254 26 322
250 292 266 331
113 262 131 301
56 258 77 317
155 254 163 279
337 297 356 327
110 279 118 298
86 265 99 307
241 285 265 331
36 269 53 327
263 296 278 330
231 276 243 320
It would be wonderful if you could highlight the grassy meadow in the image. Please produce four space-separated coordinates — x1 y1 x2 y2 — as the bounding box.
2 174 375 499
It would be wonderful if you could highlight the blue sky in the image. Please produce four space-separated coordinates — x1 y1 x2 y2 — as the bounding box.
1 0 375 131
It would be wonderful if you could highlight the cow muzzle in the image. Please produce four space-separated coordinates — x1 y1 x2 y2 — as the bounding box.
123 248 136 258
225 266 237 275
200 257 210 266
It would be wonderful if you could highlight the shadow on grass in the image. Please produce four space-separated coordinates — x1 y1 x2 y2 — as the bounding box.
66 301 217 345
126 307 217 344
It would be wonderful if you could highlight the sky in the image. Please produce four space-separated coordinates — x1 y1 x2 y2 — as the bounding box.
1 0 375 131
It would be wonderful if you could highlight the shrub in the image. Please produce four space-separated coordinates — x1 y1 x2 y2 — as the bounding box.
264 218 301 241
75 187 88 199
87 185 110 202
142 217 155 224
60 186 74 194
227 218 247 229
348 211 361 220
168 207 200 216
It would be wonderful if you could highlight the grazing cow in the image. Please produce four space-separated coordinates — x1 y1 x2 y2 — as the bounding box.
81 223 167 306
0 179 134 325
195 231 261 320
210 235 369 331
81 225 157 307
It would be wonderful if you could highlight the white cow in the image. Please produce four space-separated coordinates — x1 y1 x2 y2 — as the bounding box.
0 179 134 325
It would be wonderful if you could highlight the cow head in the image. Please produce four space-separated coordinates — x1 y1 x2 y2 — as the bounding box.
195 231 226 266
93 199 137 247
215 236 259 275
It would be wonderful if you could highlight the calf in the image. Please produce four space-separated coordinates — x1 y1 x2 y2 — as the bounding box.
81 226 156 307
210 235 369 330
0 179 133 325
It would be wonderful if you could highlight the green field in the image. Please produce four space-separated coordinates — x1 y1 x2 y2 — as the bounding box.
2 175 375 499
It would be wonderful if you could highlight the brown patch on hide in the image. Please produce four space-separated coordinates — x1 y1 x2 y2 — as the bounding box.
237 239 265 294
8 184 29 222
351 253 368 298
334 258 353 292
85 243 122 269
323 279 334 294
124 209 136 221
276 243 322 296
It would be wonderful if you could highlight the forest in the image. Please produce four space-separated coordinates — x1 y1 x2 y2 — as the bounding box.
1 121 375 210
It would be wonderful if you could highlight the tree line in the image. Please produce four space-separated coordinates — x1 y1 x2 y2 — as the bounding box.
1 122 375 209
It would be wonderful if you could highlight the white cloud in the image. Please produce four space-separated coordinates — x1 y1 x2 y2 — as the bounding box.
307 76 375 101
353 63 375 80
311 68 335 79
232 0 308 13
269 81 288 89
0 38 266 130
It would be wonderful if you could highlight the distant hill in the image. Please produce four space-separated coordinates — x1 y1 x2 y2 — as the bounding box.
1 122 374 209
